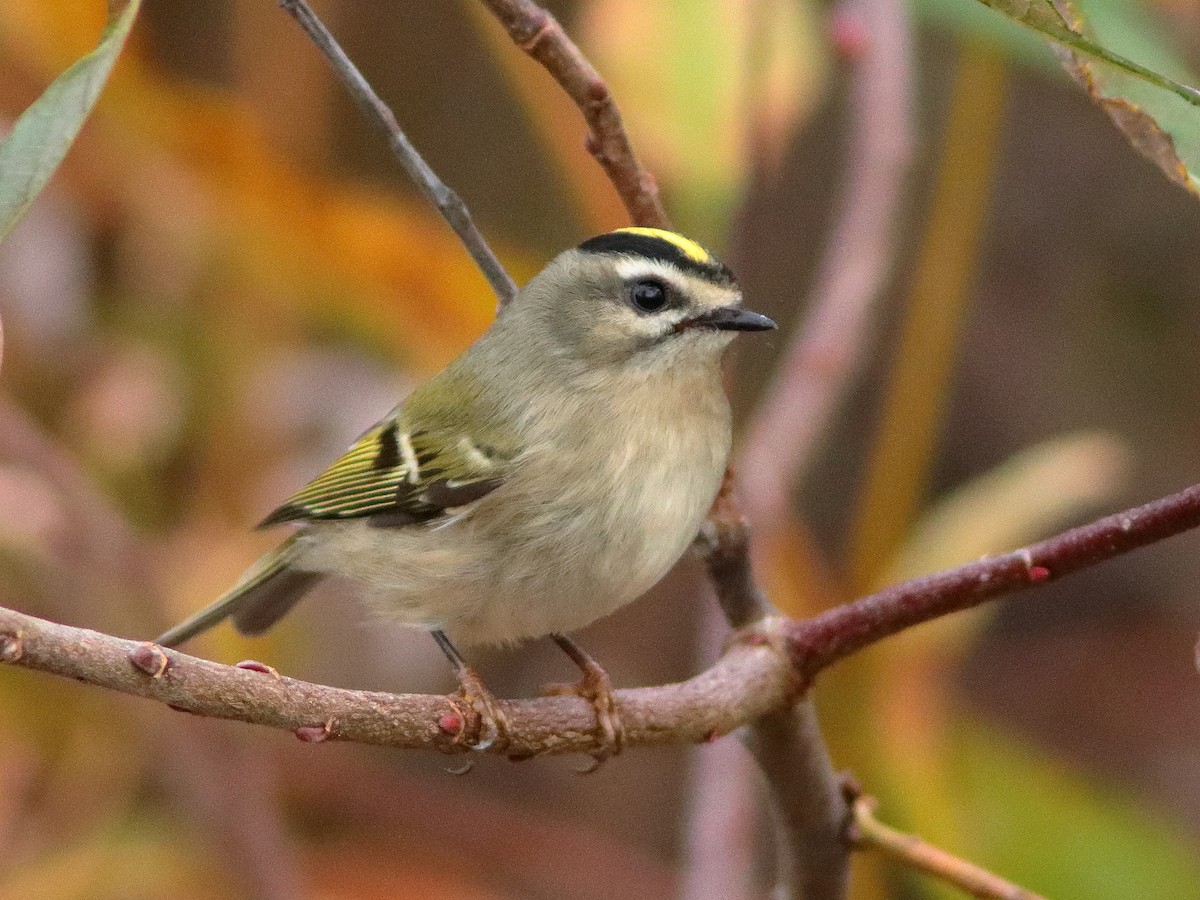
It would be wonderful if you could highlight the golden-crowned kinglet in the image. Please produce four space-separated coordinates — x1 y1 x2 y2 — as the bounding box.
156 227 775 755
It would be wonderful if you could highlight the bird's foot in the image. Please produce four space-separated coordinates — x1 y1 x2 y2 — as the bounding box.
542 659 625 771
447 667 510 753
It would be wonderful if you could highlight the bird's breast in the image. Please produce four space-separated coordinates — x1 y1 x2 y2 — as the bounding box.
500 375 732 612
304 374 735 646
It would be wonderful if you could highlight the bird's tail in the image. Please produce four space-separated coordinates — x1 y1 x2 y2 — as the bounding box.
154 536 324 647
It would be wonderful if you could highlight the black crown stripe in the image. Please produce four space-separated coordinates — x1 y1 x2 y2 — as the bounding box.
577 231 736 286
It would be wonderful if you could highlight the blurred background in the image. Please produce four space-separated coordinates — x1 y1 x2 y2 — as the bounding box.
3 0 1200 897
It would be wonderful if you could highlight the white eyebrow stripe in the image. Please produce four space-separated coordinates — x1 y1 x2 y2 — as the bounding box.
612 257 692 291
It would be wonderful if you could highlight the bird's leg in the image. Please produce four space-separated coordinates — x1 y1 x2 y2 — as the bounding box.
431 630 509 752
542 633 625 768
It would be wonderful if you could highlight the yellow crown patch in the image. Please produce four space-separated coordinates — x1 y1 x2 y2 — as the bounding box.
612 227 712 264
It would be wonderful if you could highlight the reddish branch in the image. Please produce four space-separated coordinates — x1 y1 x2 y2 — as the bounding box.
5 481 1200 759
478 0 669 229
4 3 1192 898
698 471 774 629
0 607 795 758
784 481 1200 679
742 702 850 900
689 476 824 900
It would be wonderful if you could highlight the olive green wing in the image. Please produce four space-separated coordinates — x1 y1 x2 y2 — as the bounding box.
258 418 509 528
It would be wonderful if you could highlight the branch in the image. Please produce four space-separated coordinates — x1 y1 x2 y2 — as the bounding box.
0 604 795 758
477 0 669 229
10 6 1189 899
278 0 517 304
698 471 774 630
689 0 915 891
8 473 1190 891
696 474 851 900
742 702 850 900
684 474 777 900
786 481 1200 678
2 481 1200 788
849 794 1045 900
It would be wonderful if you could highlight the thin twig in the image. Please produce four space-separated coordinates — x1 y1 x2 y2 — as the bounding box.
697 471 774 630
686 1 916 883
8 7 1192 900
687 0 917 875
738 0 915 528
277 0 517 304
849 794 1045 900
477 0 669 229
691 0 915 886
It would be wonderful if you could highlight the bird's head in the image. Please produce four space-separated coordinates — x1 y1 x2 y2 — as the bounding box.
508 227 776 374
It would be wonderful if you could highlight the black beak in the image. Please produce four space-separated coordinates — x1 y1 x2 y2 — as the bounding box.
682 306 777 333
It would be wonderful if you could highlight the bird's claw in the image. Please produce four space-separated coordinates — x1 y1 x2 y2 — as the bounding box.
542 664 625 771
448 669 510 753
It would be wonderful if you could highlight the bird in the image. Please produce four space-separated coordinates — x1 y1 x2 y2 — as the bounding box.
155 226 776 760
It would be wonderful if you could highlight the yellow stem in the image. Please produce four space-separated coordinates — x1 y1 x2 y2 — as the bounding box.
852 796 1047 900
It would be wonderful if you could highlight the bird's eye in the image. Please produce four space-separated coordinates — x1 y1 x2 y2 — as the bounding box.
629 279 669 313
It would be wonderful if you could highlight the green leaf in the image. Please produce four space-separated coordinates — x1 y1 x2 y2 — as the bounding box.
952 0 1200 197
947 721 1200 899
0 0 141 243
977 0 1200 106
